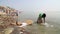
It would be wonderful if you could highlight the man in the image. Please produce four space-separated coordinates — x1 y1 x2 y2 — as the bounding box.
10 11 18 25
37 13 46 24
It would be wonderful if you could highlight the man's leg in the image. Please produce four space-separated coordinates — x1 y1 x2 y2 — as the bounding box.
37 17 42 24
16 16 18 25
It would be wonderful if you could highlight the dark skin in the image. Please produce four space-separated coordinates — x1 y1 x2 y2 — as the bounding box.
37 17 42 24
11 12 18 24
16 15 18 25
37 13 46 24
42 13 46 23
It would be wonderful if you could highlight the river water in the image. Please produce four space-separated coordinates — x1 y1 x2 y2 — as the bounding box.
0 11 60 34
18 11 60 34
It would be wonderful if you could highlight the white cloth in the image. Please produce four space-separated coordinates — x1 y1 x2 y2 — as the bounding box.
18 22 28 27
42 22 54 27
42 22 49 27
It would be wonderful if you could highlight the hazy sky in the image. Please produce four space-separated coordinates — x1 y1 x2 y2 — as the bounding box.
0 0 60 22
0 0 60 15
0 0 60 11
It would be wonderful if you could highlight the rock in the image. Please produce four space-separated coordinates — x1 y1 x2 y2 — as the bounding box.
25 20 33 25
3 27 14 34
0 15 16 29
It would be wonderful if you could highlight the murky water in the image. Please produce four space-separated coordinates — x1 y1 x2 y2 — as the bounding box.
25 23 60 34
0 22 60 34
0 11 59 34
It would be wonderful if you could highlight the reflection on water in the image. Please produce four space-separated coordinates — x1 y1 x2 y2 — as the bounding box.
0 23 60 34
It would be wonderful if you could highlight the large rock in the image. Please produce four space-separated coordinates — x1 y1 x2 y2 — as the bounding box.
0 15 16 29
25 20 33 25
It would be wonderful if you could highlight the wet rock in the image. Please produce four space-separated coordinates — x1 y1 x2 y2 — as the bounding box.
25 20 33 25
3 27 14 34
